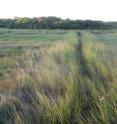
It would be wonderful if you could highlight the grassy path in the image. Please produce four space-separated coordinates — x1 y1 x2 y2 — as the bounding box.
76 32 92 78
74 32 94 120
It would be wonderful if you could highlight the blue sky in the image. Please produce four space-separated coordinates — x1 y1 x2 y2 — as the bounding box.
0 0 117 21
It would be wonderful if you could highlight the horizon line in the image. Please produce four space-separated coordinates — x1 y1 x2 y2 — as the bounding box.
0 16 117 22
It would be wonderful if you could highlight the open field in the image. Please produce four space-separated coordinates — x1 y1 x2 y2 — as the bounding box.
0 29 117 124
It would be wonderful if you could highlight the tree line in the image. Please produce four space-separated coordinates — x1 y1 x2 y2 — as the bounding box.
0 16 117 29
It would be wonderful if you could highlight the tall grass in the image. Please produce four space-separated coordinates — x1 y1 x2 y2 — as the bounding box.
0 31 117 124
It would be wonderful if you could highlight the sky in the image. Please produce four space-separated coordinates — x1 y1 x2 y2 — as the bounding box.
0 0 117 21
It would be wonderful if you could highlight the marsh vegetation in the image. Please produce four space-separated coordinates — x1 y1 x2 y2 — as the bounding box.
0 29 117 124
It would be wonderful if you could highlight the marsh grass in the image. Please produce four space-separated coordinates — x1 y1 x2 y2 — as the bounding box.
0 30 117 124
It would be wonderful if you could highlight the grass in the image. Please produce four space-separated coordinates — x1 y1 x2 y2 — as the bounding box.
0 29 67 43
0 29 117 124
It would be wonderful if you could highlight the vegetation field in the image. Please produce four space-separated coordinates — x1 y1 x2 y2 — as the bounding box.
0 29 117 124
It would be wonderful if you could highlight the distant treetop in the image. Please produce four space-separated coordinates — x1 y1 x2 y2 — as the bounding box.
0 16 116 29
